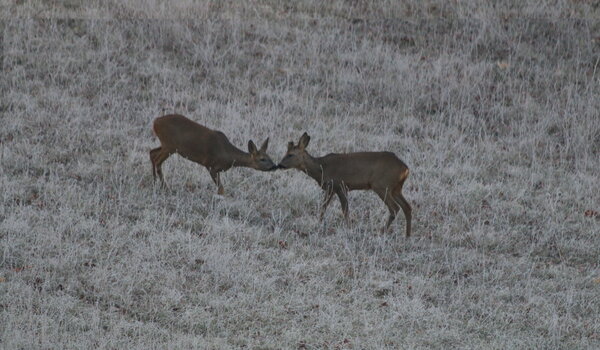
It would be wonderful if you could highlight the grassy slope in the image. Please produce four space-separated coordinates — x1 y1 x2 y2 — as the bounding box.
1 1 599 349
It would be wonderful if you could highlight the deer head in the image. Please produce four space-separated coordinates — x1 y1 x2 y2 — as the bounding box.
248 138 277 171
278 132 311 170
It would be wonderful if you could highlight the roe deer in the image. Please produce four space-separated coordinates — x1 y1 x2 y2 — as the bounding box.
277 133 412 236
150 114 277 194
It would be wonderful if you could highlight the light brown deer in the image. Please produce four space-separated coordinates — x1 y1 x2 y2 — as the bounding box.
278 132 412 236
150 114 277 194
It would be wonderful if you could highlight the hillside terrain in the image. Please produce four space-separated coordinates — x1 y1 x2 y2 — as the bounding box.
1 1 599 348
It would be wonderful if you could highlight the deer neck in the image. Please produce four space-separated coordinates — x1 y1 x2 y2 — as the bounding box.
302 155 326 185
228 147 255 169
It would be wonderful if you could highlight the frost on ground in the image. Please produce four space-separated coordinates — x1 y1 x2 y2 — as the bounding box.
1 1 599 349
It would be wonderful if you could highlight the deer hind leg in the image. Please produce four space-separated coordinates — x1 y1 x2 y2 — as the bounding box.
375 188 400 233
209 169 224 195
393 175 412 237
150 147 161 181
393 191 412 237
150 147 172 189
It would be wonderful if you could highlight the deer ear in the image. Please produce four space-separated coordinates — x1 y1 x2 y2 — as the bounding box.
298 132 310 149
287 141 294 151
260 137 269 152
248 140 258 154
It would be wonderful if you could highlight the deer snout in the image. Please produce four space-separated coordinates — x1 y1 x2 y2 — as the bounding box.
264 159 278 171
277 157 291 169
254 157 277 171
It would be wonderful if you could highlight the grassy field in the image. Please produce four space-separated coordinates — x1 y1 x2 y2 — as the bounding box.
1 1 599 349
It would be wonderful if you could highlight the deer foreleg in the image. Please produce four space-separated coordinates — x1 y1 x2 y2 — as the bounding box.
335 187 349 223
209 169 224 195
320 187 335 221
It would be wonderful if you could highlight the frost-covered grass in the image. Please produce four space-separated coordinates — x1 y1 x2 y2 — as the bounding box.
1 1 599 349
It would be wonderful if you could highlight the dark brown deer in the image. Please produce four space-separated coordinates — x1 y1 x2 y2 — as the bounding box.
278 132 412 236
150 114 277 194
